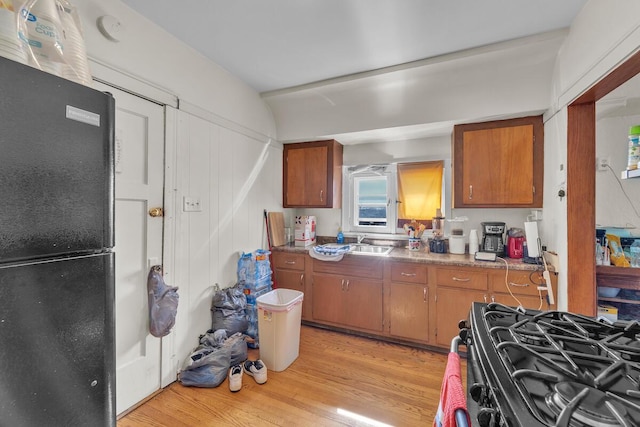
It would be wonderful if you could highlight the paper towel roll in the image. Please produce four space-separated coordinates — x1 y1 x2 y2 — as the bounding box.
524 221 540 257
469 229 479 255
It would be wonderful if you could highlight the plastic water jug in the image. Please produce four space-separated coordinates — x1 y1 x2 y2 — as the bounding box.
630 240 640 267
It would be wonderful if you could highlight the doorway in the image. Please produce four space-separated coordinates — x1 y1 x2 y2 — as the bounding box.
93 81 166 414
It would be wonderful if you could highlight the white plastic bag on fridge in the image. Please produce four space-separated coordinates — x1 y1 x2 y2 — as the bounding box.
16 0 92 86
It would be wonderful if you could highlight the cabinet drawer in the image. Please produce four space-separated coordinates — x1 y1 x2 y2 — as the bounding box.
489 270 546 297
436 268 487 291
313 256 383 279
273 253 305 271
391 262 428 284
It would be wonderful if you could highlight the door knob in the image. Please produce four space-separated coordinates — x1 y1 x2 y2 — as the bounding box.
148 207 164 217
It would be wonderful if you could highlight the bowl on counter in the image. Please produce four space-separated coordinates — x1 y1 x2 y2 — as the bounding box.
597 287 621 298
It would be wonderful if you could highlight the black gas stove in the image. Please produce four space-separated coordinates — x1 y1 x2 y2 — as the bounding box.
466 302 640 427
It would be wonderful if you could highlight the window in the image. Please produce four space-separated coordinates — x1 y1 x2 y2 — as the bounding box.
397 161 444 228
343 161 445 235
355 175 388 226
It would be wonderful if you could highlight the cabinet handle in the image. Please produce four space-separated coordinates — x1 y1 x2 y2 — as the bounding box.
469 185 473 200
508 282 529 287
299 273 304 287
452 277 470 282
346 279 350 291
401 272 417 277
285 260 296 265
320 190 324 203
491 295 495 302
484 294 488 303
423 287 427 302
341 279 345 291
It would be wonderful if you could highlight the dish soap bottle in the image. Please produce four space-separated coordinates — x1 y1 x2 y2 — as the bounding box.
336 227 344 244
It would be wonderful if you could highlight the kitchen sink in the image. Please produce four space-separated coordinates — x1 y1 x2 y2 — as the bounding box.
350 244 394 256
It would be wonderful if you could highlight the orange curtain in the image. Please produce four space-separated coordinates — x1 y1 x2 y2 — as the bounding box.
397 161 443 220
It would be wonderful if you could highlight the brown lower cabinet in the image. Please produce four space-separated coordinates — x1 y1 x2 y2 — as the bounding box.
312 256 384 332
388 262 430 343
273 251 557 350
435 266 557 347
434 267 489 348
271 252 310 320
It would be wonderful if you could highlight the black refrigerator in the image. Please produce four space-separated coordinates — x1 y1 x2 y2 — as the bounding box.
0 57 116 426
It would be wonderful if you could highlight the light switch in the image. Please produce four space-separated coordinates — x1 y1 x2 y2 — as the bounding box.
183 196 202 212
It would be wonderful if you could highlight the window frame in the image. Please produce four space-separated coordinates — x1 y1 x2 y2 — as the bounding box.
342 161 449 236
343 165 396 234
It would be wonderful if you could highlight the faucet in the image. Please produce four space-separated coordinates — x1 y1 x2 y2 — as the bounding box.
357 234 366 244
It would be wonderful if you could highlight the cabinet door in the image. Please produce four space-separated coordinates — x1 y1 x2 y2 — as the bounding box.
389 282 429 342
436 287 486 348
344 278 383 332
436 267 487 291
453 116 543 208
462 125 534 204
314 256 384 280
284 145 328 206
283 140 342 208
489 269 556 309
273 252 305 271
274 269 305 292
311 273 344 324
275 269 307 318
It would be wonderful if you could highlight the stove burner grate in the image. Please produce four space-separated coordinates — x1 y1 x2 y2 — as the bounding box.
546 381 631 427
473 303 640 427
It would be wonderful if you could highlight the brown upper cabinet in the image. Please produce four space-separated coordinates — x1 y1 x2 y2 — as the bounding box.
283 139 343 208
452 115 544 208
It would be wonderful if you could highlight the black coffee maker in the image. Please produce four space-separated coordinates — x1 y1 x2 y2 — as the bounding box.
481 222 506 254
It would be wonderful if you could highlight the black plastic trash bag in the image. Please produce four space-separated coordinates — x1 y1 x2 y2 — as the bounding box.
147 266 179 337
178 345 231 388
210 283 247 335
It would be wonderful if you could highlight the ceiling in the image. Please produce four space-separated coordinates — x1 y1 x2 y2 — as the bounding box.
120 0 588 94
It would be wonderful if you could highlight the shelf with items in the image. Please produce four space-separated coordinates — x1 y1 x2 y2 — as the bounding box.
596 265 640 320
598 296 640 305
596 265 640 290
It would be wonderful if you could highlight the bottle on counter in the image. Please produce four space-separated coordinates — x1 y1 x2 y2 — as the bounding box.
336 227 344 244
628 125 640 170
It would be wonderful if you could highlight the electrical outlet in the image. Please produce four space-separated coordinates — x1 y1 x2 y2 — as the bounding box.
183 196 202 212
597 157 610 172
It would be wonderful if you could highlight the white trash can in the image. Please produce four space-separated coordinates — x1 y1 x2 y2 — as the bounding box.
256 289 304 372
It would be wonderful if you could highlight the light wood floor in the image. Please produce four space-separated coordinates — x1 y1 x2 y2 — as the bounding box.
118 325 466 427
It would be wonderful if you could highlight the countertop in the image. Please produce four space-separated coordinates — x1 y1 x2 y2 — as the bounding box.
271 243 548 272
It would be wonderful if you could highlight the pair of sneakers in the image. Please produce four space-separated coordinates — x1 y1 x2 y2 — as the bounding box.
228 359 267 392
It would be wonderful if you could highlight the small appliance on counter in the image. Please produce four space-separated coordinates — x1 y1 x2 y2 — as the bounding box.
447 216 468 254
506 227 525 259
481 221 505 254
429 209 447 253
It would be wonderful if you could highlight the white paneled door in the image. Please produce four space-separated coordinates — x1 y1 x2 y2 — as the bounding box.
93 82 166 414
